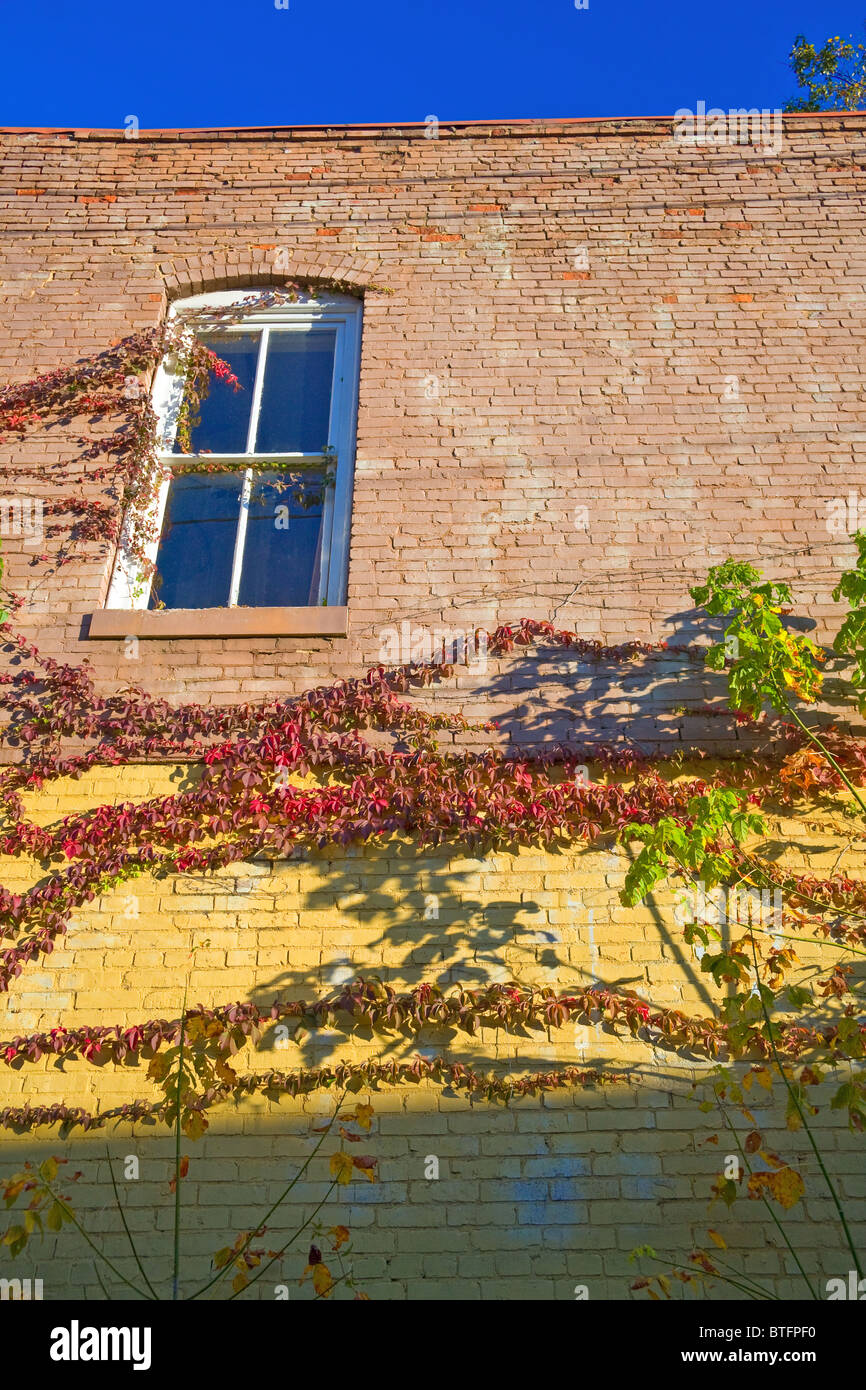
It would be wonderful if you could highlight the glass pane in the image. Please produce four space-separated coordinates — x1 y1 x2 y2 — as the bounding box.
255 329 336 453
237 471 325 607
174 333 260 454
149 472 243 609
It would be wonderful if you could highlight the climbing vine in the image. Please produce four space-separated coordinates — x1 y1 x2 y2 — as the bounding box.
0 285 303 584
1 316 865 1299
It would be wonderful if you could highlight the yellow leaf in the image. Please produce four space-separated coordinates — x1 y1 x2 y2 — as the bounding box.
232 1269 248 1294
38 1157 58 1184
708 1229 727 1250
312 1263 334 1298
770 1166 805 1211
46 1203 64 1233
355 1102 374 1131
759 1150 785 1170
147 1054 170 1082
329 1151 354 1186
182 1109 208 1141
753 1068 773 1093
328 1224 350 1251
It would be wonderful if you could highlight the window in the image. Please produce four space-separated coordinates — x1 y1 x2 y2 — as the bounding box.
105 288 362 617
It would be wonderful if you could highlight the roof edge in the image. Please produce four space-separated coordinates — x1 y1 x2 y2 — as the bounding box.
1 111 865 139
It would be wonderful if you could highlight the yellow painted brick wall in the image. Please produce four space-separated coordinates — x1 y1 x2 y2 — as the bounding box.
0 765 863 1300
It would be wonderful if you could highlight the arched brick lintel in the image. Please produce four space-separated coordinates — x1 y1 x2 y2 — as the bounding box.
158 248 405 305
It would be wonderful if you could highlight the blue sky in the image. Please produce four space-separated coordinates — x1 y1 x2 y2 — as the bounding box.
1 0 862 129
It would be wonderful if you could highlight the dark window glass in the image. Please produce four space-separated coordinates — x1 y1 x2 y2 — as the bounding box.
256 329 336 453
149 472 243 609
175 333 260 455
237 471 324 607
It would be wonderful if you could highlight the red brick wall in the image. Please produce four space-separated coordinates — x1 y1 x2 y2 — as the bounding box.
1 115 865 748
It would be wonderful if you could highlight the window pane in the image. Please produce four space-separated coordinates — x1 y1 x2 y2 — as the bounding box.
255 329 336 453
237 471 325 607
174 333 260 454
149 472 243 609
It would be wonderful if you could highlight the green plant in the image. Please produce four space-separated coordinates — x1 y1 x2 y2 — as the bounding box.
626 550 866 1298
691 557 866 818
786 31 866 112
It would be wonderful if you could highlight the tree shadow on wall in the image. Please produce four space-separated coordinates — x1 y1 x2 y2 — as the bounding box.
232 830 730 1074
402 598 863 759
466 604 850 754
2 601 858 1109
230 598 861 1071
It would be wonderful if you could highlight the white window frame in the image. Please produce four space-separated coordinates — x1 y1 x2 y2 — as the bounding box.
105 287 362 611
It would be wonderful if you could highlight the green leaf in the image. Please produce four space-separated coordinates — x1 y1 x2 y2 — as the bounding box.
45 1203 64 1233
2 1224 28 1256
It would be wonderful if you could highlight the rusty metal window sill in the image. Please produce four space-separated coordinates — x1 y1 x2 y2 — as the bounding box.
86 606 349 640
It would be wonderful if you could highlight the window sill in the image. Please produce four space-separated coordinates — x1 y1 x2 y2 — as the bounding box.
86 607 349 640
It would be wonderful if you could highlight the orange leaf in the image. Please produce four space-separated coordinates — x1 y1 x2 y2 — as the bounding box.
328 1224 350 1251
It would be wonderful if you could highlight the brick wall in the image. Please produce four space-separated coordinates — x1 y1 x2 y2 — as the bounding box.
1 114 865 744
0 766 862 1301
1 116 864 1300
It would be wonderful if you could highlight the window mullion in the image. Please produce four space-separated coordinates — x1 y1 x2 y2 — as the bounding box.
229 469 253 608
228 330 268 608
246 327 269 454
